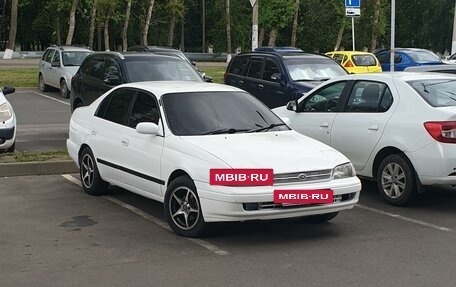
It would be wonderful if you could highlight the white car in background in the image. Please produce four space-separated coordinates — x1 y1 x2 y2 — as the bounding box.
39 45 93 98
0 86 16 152
67 81 361 237
274 72 456 206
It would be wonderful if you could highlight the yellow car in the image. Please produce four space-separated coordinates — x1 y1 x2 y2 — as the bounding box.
325 51 382 73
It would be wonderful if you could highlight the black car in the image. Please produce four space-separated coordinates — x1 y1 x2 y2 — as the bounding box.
70 52 204 111
224 47 348 108
127 45 212 82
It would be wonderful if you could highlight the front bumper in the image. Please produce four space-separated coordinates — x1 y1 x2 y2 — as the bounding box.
0 117 16 150
195 177 361 222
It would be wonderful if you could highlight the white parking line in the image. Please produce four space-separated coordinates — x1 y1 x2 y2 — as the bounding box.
33 92 70 106
356 204 452 232
61 174 230 256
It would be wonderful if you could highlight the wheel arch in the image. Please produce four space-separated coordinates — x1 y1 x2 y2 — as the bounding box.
78 143 91 163
167 169 191 188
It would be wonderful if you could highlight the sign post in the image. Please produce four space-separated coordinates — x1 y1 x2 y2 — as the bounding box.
250 0 258 51
345 0 361 51
390 0 395 71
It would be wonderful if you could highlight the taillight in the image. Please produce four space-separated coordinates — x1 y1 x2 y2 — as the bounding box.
424 121 456 143
344 61 354 68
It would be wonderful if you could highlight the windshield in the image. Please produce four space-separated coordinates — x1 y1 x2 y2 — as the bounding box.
162 91 289 136
285 58 347 81
405 50 441 62
62 51 92 66
407 79 456 107
125 57 202 82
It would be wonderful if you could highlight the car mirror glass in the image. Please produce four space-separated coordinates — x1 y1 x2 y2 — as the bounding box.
51 61 60 67
2 86 15 95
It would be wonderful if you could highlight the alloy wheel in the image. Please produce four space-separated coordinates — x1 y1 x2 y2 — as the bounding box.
381 162 406 199
169 186 200 230
81 154 95 189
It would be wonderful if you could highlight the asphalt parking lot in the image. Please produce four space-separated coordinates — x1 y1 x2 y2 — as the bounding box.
3 86 456 286
2 173 456 287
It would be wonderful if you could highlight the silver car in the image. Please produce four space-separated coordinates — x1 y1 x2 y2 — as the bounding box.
39 46 93 98
0 86 16 152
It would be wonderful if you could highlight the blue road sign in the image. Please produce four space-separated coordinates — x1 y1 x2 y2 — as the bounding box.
345 0 360 8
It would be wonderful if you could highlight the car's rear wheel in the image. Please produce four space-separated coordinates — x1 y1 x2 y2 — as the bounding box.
39 74 50 92
164 176 207 237
60 80 70 98
377 154 416 206
300 212 339 223
79 147 108 195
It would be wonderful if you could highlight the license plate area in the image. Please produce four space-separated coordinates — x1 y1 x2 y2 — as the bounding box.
274 189 334 204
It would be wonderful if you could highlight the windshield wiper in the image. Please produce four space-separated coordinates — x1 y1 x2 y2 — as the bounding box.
202 128 249 135
247 123 287 133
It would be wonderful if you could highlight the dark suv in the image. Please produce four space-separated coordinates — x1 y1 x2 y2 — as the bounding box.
70 52 203 111
224 47 347 108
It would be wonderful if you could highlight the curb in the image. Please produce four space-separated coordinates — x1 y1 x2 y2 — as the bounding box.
0 160 78 177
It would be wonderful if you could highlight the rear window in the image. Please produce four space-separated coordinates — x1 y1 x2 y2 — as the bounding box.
407 79 456 107
228 56 250 75
352 55 377 66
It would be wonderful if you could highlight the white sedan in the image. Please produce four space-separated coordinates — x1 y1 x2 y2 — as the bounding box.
67 81 360 237
0 86 16 152
274 72 456 206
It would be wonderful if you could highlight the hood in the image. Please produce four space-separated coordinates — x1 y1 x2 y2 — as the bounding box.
63 66 80 77
293 81 322 90
181 131 348 174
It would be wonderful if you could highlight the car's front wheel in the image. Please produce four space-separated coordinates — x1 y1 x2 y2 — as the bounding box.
79 147 108 195
300 212 339 223
164 176 207 237
60 80 70 98
39 74 50 92
377 154 416 206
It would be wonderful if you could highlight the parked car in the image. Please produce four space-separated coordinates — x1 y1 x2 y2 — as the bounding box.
224 47 348 109
0 86 16 152
70 52 203 111
404 64 456 74
375 48 443 72
39 45 93 98
274 72 456 206
67 81 361 237
446 53 456 64
126 45 212 82
325 51 382 73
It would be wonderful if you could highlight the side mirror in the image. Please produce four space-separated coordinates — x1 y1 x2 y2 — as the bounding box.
204 75 213 83
51 61 60 67
104 75 121 86
136 122 160 135
286 100 298 112
2 86 15 95
271 73 286 86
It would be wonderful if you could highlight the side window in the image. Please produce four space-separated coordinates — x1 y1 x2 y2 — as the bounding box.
262 59 280 81
89 56 105 79
79 58 90 75
394 53 402 63
52 51 60 66
247 59 263 79
345 81 391 112
128 92 160 128
299 81 346 112
333 54 344 64
44 49 55 63
377 53 389 64
229 56 249 75
104 57 121 82
102 88 137 126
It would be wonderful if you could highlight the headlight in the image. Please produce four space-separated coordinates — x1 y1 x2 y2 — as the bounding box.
333 163 355 179
0 102 13 122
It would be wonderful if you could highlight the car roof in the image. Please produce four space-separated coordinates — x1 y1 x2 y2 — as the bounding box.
86 51 183 61
326 51 376 56
49 45 92 52
404 64 456 72
116 81 243 97
336 71 456 82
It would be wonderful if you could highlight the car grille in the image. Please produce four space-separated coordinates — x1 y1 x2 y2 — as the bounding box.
242 193 356 211
274 169 332 185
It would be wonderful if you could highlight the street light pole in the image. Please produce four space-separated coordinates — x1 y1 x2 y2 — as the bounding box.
451 0 456 54
390 0 395 72
251 0 258 51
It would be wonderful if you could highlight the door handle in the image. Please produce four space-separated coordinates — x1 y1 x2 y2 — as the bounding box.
320 123 329 128
258 84 264 88
368 125 379 131
90 129 97 136
239 80 244 85
121 139 129 146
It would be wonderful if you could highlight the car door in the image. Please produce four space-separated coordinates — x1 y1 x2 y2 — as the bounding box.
82 54 114 106
89 88 136 183
286 81 349 145
243 57 264 98
330 80 395 171
120 90 164 196
48 51 61 87
40 49 55 85
259 58 286 108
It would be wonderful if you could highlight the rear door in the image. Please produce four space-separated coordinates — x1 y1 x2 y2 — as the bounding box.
330 79 395 171
243 57 264 97
82 54 110 105
257 58 286 108
48 51 61 87
40 49 55 85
